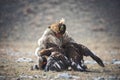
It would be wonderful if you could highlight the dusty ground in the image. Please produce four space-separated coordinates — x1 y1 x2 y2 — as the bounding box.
0 0 120 80
0 41 120 80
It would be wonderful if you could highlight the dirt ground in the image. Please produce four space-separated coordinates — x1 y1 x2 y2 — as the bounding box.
0 0 120 80
0 41 120 80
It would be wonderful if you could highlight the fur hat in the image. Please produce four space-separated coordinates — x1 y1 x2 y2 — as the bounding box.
49 18 66 34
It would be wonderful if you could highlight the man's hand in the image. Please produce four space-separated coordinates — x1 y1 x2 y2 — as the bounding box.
39 49 51 56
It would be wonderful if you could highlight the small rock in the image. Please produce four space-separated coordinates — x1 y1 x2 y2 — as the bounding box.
113 61 120 64
84 60 96 64
112 59 118 62
94 77 105 80
33 75 41 78
56 73 72 79
42 73 47 79
55 73 80 79
16 57 33 63
108 76 118 80
19 75 33 79
72 75 80 79
112 59 120 64
0 76 6 80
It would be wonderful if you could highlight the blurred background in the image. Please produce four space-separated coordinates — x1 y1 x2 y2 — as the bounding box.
0 0 120 43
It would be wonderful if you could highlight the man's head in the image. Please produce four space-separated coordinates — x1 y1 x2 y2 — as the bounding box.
48 18 66 36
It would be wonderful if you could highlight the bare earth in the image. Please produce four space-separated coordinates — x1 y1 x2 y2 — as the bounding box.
0 0 120 80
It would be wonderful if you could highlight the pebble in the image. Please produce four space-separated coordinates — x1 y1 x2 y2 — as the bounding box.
108 76 119 80
84 60 96 64
55 73 80 79
113 61 120 64
0 76 6 80
19 75 33 79
56 73 72 79
16 57 33 63
94 77 105 80
33 75 41 78
112 59 120 64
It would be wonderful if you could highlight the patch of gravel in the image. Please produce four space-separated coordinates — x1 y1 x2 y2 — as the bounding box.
16 57 34 63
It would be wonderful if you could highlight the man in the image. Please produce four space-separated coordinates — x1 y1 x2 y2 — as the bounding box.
34 18 75 70
34 18 104 71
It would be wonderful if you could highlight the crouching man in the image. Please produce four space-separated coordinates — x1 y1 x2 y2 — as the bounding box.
34 18 74 71
33 18 104 71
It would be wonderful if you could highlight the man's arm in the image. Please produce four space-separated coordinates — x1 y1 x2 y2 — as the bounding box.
35 47 51 57
35 28 58 57
62 31 76 44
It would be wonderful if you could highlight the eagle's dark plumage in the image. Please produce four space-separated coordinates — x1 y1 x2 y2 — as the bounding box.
34 42 104 71
45 52 70 71
62 42 105 68
62 43 87 71
35 43 69 71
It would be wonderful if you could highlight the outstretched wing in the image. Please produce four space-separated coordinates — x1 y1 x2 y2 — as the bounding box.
62 42 105 67
78 44 105 67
